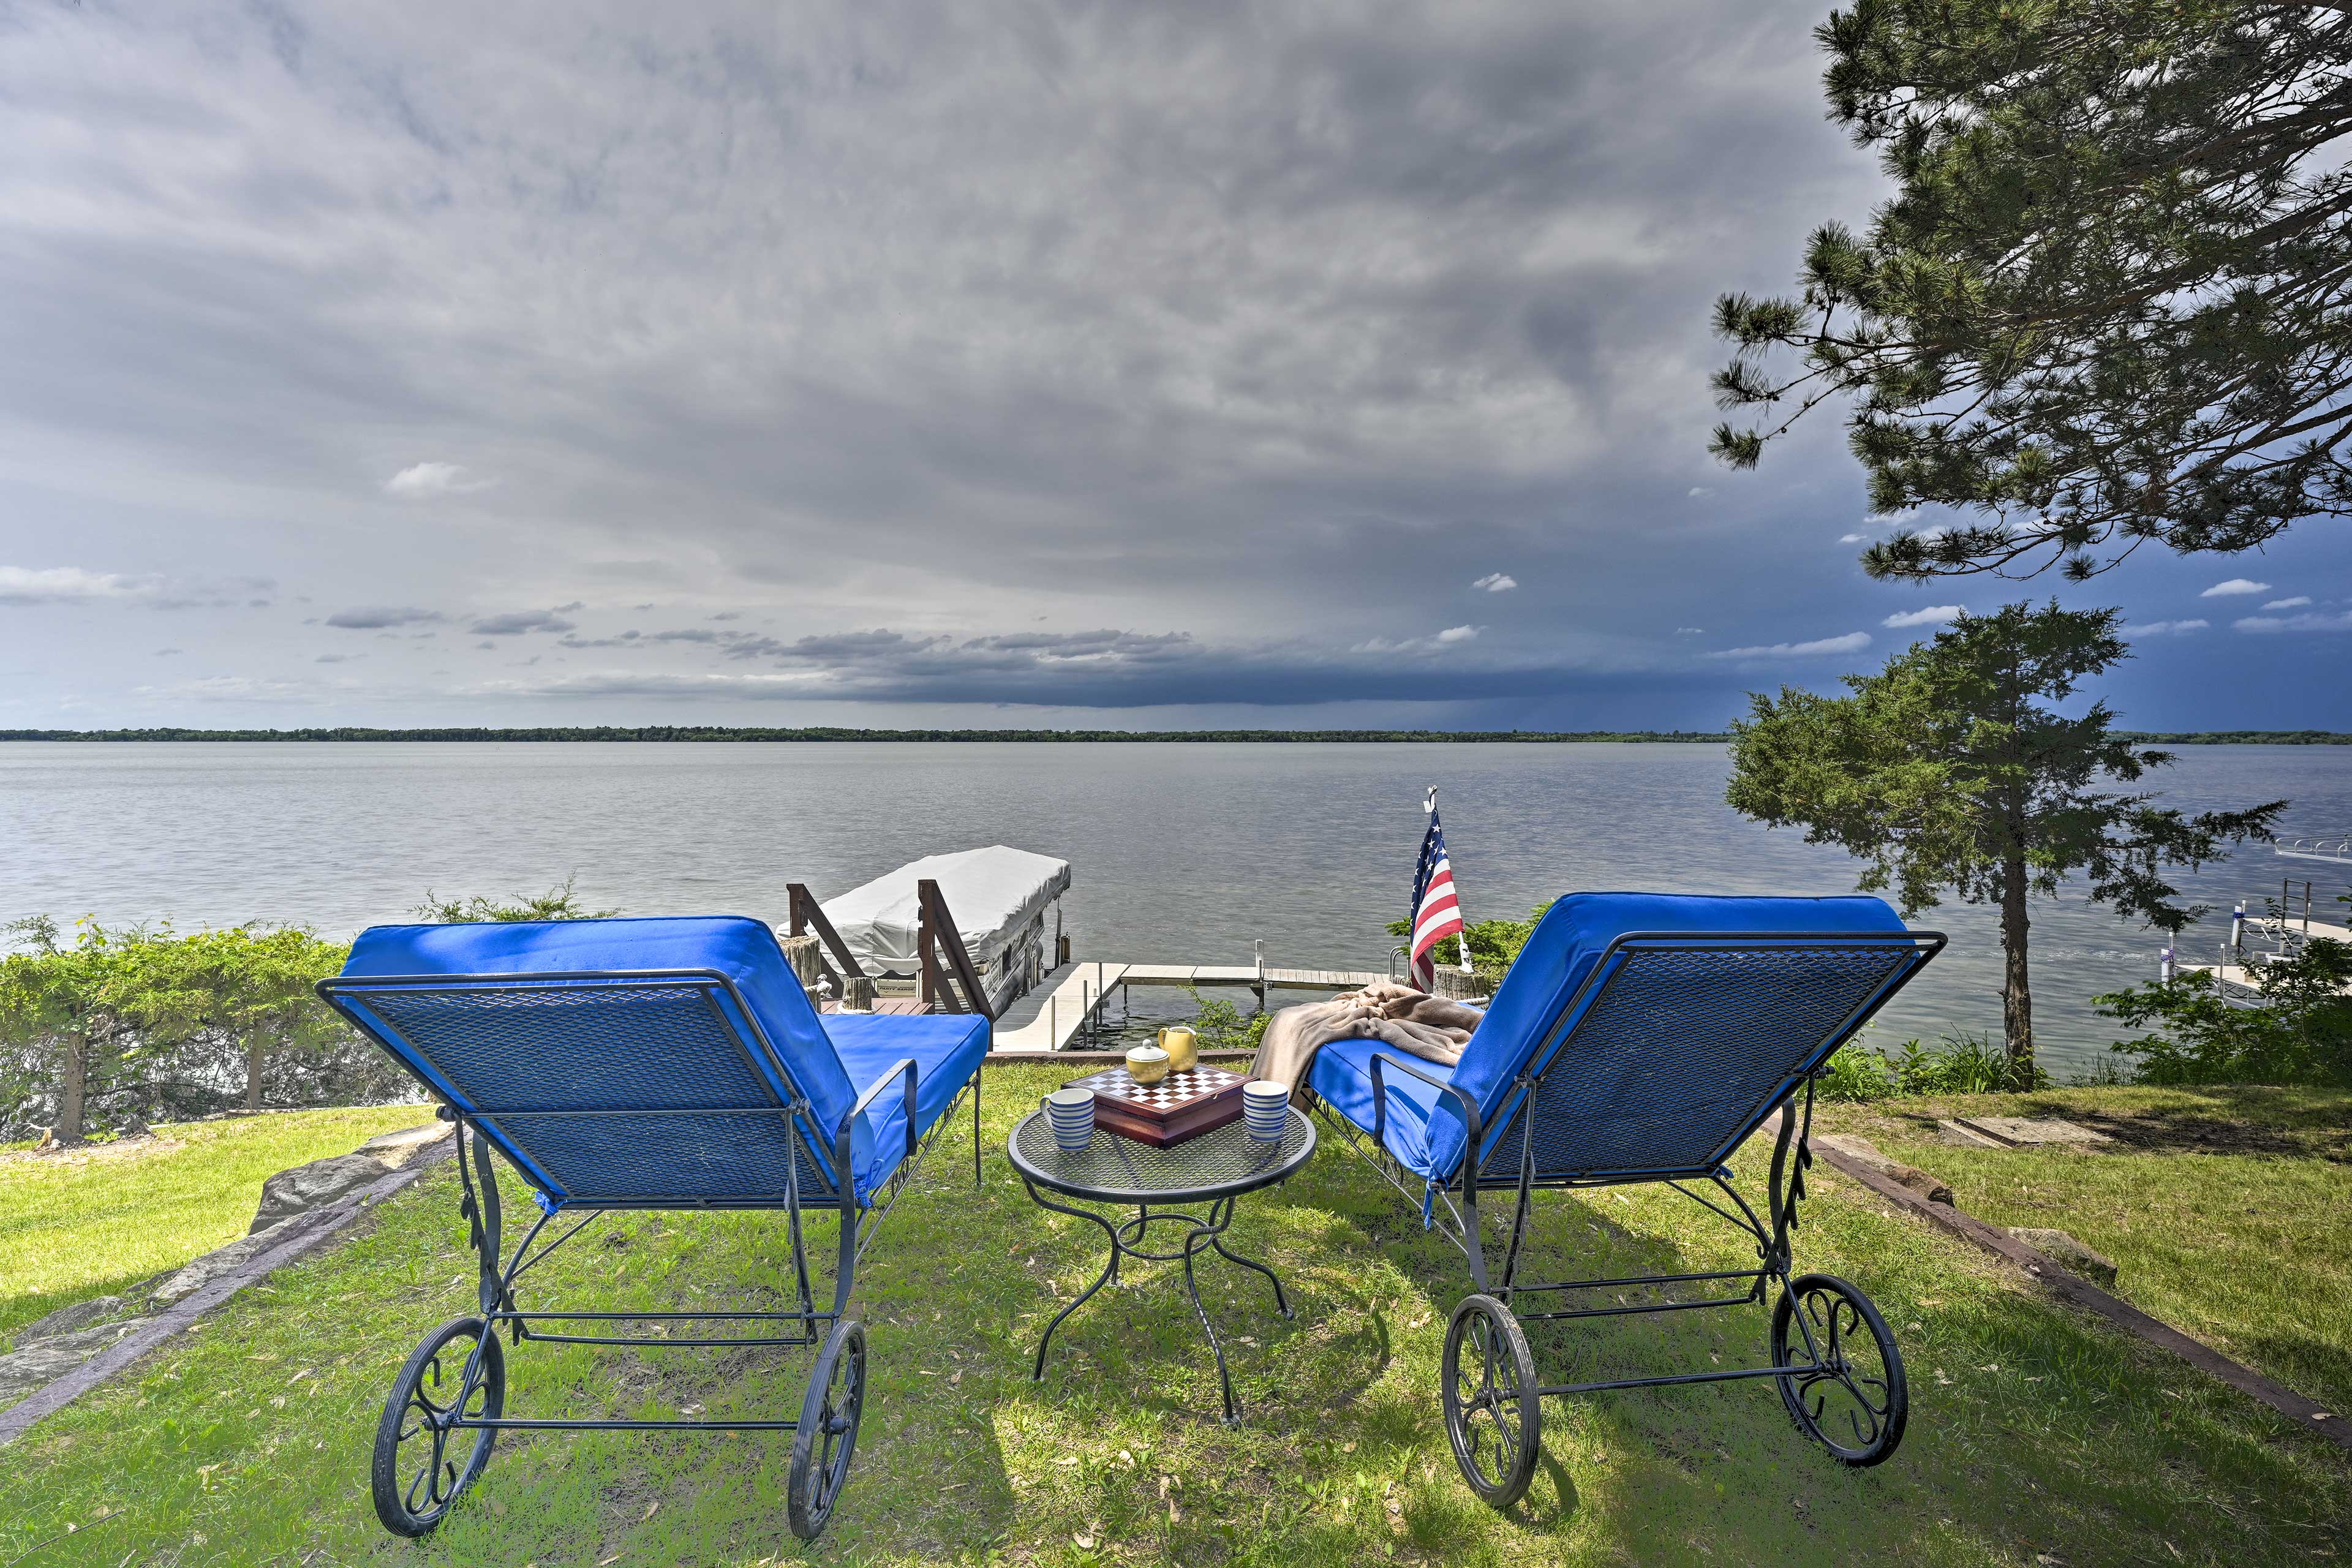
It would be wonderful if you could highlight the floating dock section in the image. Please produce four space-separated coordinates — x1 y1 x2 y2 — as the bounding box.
991 959 1387 1053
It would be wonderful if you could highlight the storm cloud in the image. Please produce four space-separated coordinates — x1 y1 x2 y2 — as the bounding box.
3 0 2348 729
325 607 444 630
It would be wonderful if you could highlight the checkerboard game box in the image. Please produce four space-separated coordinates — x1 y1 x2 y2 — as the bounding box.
1063 1063 1248 1147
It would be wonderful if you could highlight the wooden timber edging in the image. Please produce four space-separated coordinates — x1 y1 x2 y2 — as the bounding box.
1805 1137 2351 1453
0 1136 458 1447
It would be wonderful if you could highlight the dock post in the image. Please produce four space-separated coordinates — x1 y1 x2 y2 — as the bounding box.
1253 939 1265 1013
2159 946 2175 983
780 935 823 1003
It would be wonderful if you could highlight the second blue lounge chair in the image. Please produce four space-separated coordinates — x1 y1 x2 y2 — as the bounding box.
1311 892 1942 1507
317 914 989 1543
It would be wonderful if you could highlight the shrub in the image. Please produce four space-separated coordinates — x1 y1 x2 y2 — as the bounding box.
1189 991 1270 1054
0 917 398 1141
412 875 612 924
2097 936 2352 1085
1892 1030 2044 1093
1385 902 1551 993
1814 1044 1899 1102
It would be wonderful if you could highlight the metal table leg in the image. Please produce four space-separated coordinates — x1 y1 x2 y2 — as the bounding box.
1023 1186 1293 1423
1025 1183 1122 1383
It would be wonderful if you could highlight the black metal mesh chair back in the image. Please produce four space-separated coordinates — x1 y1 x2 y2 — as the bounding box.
1476 940 1921 1183
351 979 832 1206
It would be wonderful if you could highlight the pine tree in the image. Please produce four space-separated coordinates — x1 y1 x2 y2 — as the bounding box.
1726 603 2283 1076
1714 2 2352 581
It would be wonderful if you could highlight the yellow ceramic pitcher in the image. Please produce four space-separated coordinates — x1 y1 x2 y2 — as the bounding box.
1157 1025 1199 1073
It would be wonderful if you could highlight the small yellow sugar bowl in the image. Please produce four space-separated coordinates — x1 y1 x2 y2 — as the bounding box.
1156 1025 1199 1073
1125 1044 1171 1085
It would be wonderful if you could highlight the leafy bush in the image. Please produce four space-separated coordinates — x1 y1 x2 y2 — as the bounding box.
0 918 400 1142
1384 902 1551 993
412 876 612 924
1189 991 1270 1054
1814 1044 1899 1102
0 881 618 1142
2097 937 2352 1085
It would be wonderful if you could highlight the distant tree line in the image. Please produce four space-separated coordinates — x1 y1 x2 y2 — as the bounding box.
0 726 1742 744
0 884 606 1143
2114 732 2352 747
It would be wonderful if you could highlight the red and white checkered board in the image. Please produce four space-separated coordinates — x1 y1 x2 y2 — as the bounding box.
1069 1063 1245 1113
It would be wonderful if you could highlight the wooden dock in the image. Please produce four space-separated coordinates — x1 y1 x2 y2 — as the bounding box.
989 959 1389 1053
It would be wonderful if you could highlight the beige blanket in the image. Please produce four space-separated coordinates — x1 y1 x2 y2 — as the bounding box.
1250 979 1482 1104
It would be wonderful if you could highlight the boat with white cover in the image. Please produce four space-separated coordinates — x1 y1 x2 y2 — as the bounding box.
820 845 1072 1016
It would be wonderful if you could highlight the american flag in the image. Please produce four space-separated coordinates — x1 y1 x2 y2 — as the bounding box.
1408 791 1467 989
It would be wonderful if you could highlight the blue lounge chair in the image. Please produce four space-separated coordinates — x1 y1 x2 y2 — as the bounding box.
317 916 990 1542
1311 893 1942 1507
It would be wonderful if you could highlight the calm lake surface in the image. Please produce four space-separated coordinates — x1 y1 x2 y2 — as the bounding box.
6 741 2348 1076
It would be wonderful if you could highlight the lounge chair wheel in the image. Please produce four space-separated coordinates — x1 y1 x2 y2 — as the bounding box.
1442 1294 1540 1508
788 1317 868 1540
1771 1273 1907 1467
372 1316 505 1537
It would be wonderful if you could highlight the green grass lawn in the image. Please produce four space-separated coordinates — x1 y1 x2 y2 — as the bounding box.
1816 1083 2352 1420
0 1104 439 1343
3 1065 2346 1567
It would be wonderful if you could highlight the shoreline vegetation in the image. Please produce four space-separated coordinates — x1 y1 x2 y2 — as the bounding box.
3 725 2349 744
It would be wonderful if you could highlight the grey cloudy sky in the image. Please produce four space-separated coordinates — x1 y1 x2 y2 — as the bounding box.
4 0 2348 730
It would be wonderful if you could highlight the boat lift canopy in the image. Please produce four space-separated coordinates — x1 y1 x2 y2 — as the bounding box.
821 846 1071 980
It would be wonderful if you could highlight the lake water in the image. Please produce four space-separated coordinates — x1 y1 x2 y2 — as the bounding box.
5 741 2348 1076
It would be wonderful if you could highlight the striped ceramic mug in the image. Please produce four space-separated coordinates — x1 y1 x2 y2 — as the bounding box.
1242 1081 1288 1141
1044 1087 1095 1152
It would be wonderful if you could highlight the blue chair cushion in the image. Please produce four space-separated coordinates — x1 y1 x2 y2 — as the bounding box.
339 915 987 1204
1308 1036 1462 1180
1317 892 1910 1182
825 1012 991 1198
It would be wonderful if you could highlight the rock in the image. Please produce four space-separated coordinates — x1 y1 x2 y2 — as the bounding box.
356 1123 450 1166
2008 1227 2119 1287
0 1320 151 1403
1887 1164 1956 1205
1813 1133 1890 1165
8 1295 129 1350
1957 1116 2112 1148
152 1218 303 1307
1934 1118 2007 1148
249 1153 394 1234
1813 1134 1954 1204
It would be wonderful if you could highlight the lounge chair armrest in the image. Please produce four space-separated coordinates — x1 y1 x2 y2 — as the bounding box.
838 1057 920 1180
1368 1050 1482 1189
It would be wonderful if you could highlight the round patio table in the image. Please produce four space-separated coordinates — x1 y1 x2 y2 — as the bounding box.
1006 1105 1316 1422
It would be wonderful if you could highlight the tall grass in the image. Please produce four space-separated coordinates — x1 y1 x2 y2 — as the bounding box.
1817 1031 2045 1102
